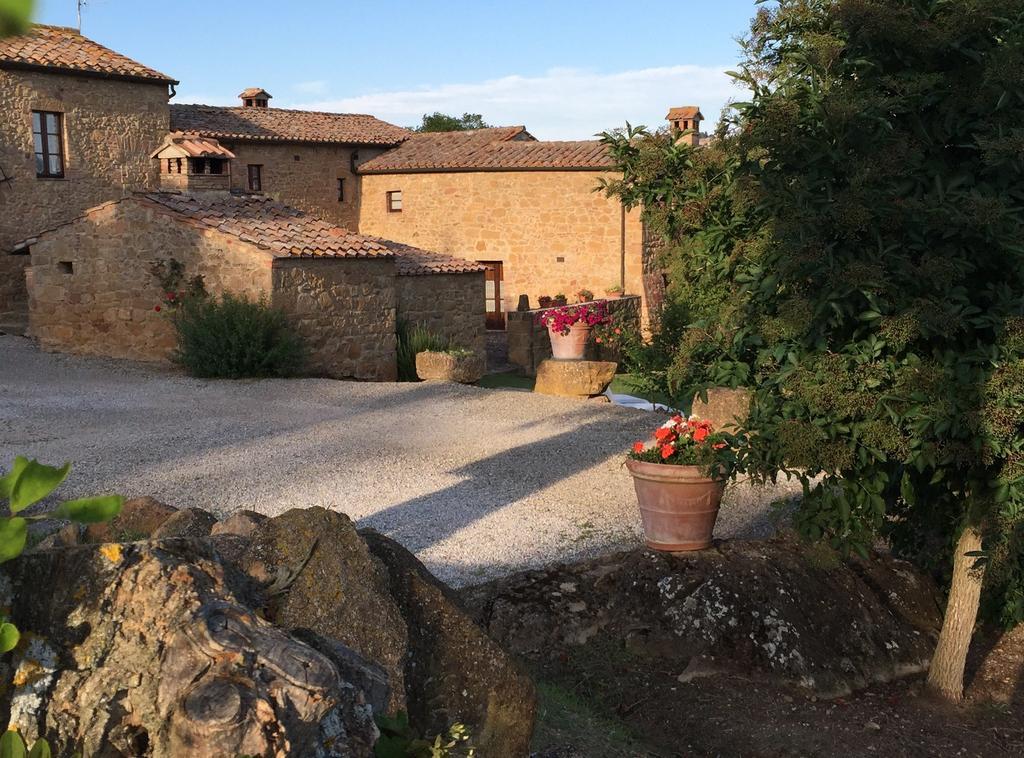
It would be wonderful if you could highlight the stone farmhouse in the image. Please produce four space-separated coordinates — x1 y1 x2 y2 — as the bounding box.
0 24 703 374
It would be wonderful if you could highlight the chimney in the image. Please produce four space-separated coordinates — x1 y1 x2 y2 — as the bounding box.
238 87 272 108
666 106 704 146
150 133 235 195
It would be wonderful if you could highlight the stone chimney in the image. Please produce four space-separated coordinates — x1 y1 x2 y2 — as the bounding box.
150 133 235 194
666 106 704 146
238 88 272 108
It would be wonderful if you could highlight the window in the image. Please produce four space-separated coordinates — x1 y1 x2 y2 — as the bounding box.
208 159 224 175
337 178 345 202
245 98 253 107
248 164 263 192
386 190 403 213
189 157 206 174
32 111 64 178
58 261 73 275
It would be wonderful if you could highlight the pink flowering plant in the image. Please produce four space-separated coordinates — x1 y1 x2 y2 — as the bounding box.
629 415 737 475
536 301 610 336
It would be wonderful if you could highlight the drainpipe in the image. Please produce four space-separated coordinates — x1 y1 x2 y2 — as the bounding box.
619 203 626 290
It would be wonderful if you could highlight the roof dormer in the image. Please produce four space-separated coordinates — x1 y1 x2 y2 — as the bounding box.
239 87 272 108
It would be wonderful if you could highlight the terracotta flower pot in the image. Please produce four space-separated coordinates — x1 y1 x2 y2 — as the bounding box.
626 459 725 551
548 323 590 360
604 291 623 300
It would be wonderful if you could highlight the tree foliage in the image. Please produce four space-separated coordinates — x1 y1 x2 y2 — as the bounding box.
604 0 1024 636
0 0 33 38
413 112 491 132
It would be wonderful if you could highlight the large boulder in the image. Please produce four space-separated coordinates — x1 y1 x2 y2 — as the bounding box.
533 359 617 399
83 496 177 542
461 535 942 699
151 507 218 539
416 350 486 384
362 529 537 757
690 387 752 431
238 508 409 714
2 540 379 757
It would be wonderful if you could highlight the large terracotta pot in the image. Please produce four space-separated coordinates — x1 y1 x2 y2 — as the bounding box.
548 323 590 360
626 459 725 551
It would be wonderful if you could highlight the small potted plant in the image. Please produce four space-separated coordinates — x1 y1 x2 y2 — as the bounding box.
626 416 733 551
536 301 610 360
604 284 624 300
553 293 568 306
576 288 594 303
537 295 553 309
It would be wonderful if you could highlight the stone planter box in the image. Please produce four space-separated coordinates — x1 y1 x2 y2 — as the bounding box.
415 350 485 384
533 359 617 399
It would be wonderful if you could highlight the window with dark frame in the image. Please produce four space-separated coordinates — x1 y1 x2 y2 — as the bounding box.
248 164 263 192
386 190 402 213
337 178 345 202
32 111 64 178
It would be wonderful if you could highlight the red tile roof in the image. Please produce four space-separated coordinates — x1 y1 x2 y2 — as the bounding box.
17 192 484 276
0 24 176 84
238 87 272 99
150 133 235 159
170 104 409 146
357 127 613 173
666 106 703 121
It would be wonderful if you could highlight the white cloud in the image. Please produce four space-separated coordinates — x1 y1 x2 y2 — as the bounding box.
283 65 747 140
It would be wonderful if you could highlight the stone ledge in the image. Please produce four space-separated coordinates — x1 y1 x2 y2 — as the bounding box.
533 359 617 399
416 350 485 383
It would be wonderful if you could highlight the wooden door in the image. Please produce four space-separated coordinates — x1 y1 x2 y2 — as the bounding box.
480 261 504 330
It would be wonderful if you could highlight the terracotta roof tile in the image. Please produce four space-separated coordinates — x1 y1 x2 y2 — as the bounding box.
357 127 613 173
0 24 175 84
150 132 235 159
238 87 271 99
137 193 482 275
170 104 409 146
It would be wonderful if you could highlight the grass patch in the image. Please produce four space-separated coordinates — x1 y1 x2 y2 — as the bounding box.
475 371 534 390
532 681 656 757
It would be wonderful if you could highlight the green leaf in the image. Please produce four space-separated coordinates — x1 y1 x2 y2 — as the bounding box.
0 518 27 563
0 622 20 654
0 730 27 758
54 495 123 524
0 457 30 501
9 461 70 513
26 739 50 758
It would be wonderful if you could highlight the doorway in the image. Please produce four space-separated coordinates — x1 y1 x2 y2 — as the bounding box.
480 261 504 330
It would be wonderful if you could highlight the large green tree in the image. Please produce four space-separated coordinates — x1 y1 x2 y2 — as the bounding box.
605 0 1024 701
413 112 491 132
0 0 33 38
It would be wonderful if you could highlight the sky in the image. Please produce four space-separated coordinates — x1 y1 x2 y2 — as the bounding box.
34 0 761 140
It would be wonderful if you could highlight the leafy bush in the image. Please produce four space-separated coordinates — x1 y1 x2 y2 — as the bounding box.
0 729 53 758
396 320 449 382
172 293 305 379
374 712 474 757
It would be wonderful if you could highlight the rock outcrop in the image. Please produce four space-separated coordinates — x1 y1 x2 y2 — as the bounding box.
461 535 943 698
7 506 536 757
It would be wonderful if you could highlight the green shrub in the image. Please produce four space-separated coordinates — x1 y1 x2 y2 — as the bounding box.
172 293 305 379
396 320 449 381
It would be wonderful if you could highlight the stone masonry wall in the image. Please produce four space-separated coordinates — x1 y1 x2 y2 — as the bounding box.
507 295 641 376
0 69 168 320
28 199 273 361
224 143 389 231
0 253 30 328
396 272 486 357
358 171 646 320
272 257 398 381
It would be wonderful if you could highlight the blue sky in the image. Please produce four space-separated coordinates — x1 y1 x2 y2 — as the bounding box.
35 1 760 139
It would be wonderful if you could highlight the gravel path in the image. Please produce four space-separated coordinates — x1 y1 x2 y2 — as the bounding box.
0 336 800 586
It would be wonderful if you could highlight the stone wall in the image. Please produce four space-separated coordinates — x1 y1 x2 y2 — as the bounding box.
272 257 398 381
358 171 647 320
0 253 29 328
27 199 274 361
507 295 641 376
224 143 389 231
0 69 169 253
396 273 485 357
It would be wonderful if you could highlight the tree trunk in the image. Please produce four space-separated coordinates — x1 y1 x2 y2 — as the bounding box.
926 525 985 702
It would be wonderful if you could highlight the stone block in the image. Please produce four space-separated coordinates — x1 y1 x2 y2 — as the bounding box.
690 387 752 431
415 350 485 384
534 359 617 399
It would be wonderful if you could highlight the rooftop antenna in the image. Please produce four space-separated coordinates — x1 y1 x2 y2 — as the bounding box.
77 0 86 31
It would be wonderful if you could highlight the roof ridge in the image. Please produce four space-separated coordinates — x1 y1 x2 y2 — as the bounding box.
170 102 400 121
29 24 82 34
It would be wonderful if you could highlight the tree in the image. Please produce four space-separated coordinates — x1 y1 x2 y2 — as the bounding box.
413 112 491 132
0 0 34 38
604 0 1024 702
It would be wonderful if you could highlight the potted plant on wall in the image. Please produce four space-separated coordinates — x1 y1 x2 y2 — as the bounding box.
536 301 610 360
553 293 569 306
605 284 624 300
575 289 594 303
537 295 553 309
626 416 736 551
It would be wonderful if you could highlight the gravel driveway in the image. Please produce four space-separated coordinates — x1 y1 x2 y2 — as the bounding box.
0 336 799 586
